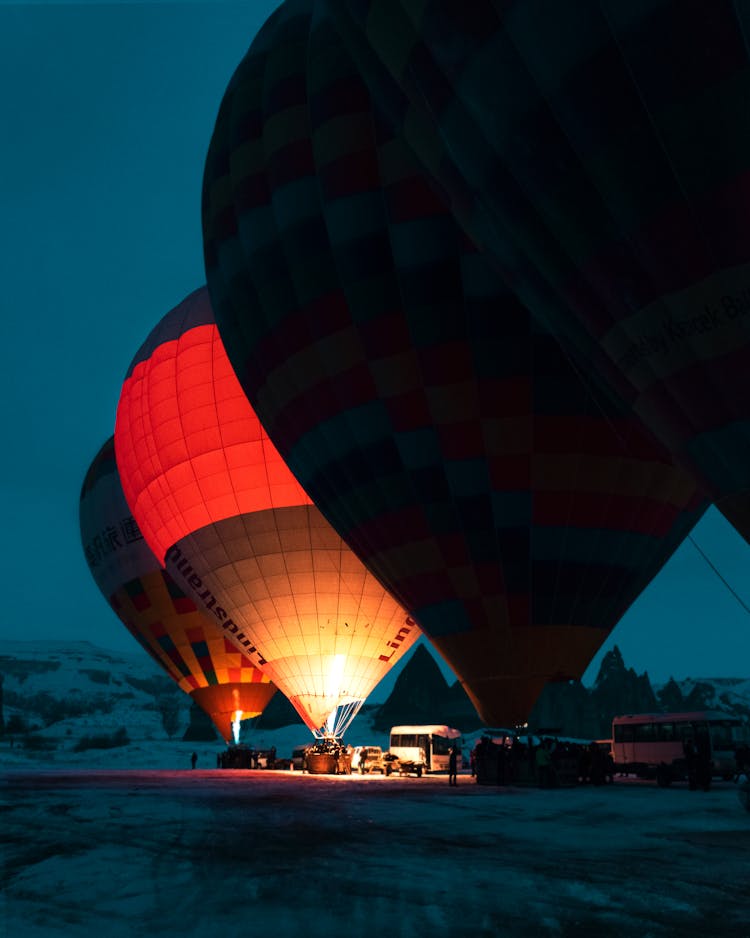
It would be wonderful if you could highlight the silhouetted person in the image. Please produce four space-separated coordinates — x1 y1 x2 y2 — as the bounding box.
191 751 198 770
589 742 605 786
734 744 750 782
683 738 697 790
496 741 507 786
473 737 489 784
696 736 712 791
448 745 459 786
535 741 553 788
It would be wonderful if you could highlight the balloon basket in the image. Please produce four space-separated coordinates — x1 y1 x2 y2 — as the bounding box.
306 752 339 775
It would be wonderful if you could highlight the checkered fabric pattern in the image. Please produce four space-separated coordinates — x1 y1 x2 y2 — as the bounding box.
325 0 750 501
80 437 274 738
203 0 708 725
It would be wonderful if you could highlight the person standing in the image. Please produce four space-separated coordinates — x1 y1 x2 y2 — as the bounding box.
448 744 459 786
695 735 712 791
683 737 697 790
191 751 198 770
535 740 553 788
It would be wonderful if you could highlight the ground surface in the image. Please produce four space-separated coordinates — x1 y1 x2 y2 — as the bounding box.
2 767 748 937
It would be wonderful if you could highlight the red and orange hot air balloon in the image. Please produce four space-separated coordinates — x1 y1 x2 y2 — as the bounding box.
201 0 707 725
114 287 418 738
79 436 276 743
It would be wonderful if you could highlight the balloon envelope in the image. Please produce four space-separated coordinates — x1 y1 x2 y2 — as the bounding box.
324 0 750 506
202 0 707 724
79 436 276 742
114 287 419 737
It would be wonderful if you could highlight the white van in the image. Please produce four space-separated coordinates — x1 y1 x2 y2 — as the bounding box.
389 725 462 773
351 745 388 774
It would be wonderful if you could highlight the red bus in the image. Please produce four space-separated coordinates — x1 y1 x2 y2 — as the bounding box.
612 710 748 786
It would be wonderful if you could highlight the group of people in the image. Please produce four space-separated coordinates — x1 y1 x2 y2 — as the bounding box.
471 735 615 788
734 743 750 781
306 738 352 774
682 736 712 791
216 745 276 769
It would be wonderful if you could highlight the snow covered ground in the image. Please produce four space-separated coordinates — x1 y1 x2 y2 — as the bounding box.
2 732 749 938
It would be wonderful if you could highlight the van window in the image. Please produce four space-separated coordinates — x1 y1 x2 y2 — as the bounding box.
431 734 455 755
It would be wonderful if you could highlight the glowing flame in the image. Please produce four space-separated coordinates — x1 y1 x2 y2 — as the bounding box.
325 654 346 699
231 709 243 745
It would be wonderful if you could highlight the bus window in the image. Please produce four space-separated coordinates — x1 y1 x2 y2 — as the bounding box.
657 722 676 742
391 734 418 748
613 724 633 743
709 721 737 751
693 722 710 744
633 722 656 742
675 721 694 741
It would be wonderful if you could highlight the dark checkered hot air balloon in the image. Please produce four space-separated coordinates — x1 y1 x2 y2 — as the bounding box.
79 436 276 742
324 0 750 518
201 0 707 725
114 288 418 739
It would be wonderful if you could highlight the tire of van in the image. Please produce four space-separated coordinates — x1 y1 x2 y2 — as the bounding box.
416 766 423 778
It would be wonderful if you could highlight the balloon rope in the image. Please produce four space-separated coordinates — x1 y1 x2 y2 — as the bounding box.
688 535 750 616
312 699 364 739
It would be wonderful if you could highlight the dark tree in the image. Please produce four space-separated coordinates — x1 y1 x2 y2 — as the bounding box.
658 677 685 712
590 646 658 737
157 694 181 739
182 701 219 741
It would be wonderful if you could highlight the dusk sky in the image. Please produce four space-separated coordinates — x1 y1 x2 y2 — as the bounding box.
3 1 749 695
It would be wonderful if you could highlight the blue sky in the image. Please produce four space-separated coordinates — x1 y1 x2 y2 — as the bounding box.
2 0 749 698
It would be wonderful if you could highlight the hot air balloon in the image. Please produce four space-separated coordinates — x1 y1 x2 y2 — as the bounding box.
201 0 707 725
80 436 276 743
324 0 750 512
114 287 419 738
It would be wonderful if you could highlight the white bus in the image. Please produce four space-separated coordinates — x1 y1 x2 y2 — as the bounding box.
612 710 748 786
389 724 462 774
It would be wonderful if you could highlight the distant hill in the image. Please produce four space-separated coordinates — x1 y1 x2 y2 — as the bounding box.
372 644 482 731
373 644 750 738
0 640 193 749
527 647 750 739
1 641 748 753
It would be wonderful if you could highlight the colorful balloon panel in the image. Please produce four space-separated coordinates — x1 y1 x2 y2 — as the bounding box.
324 0 750 504
114 288 419 736
202 0 707 724
113 288 312 564
80 436 275 741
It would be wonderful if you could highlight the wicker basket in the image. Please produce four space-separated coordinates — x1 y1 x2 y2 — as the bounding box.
306 752 338 775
